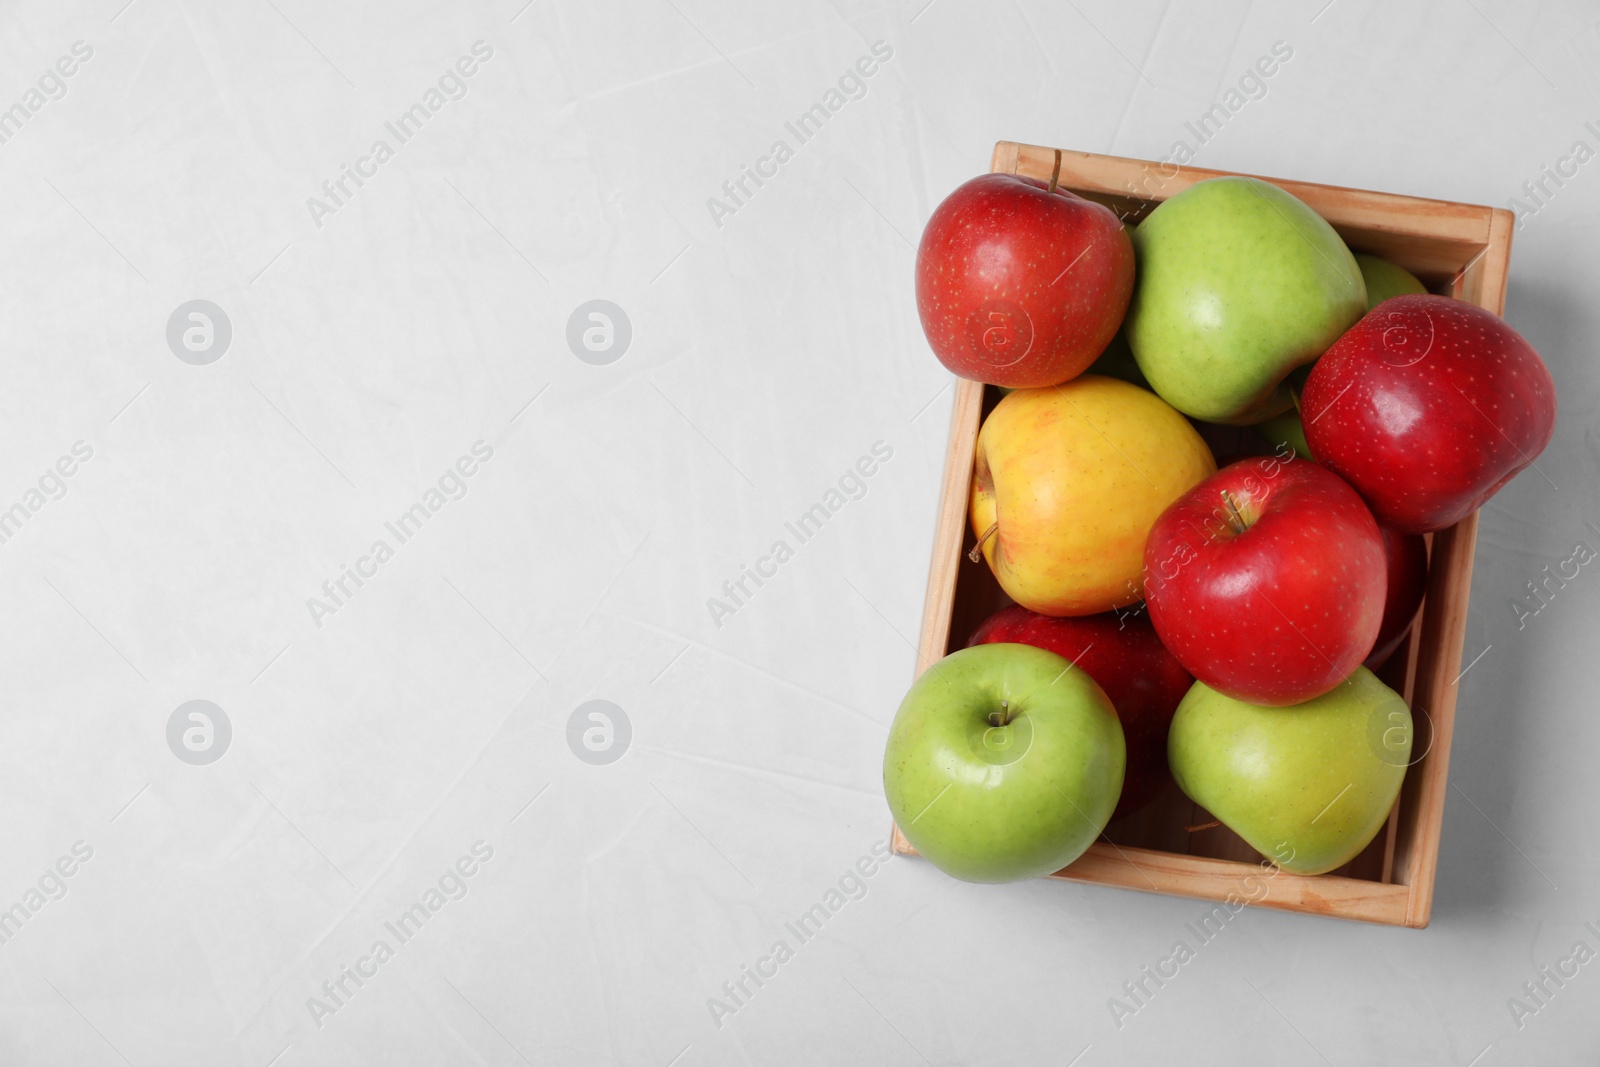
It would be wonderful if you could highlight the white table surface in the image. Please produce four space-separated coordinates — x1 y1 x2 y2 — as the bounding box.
1 0 1596 1063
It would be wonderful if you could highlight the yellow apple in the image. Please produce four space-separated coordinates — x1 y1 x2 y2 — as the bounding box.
970 376 1215 615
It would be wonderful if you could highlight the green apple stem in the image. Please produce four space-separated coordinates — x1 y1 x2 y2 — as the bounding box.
989 700 1011 728
1048 149 1062 194
1288 382 1302 415
1220 490 1247 535
1186 820 1220 833
968 522 999 563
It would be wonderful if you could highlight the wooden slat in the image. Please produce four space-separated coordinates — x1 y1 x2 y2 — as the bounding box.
913 378 984 681
1472 208 1516 316
1002 143 1496 283
1004 143 1499 244
891 826 1411 926
990 140 1022 176
1379 581 1427 886
1398 510 1480 927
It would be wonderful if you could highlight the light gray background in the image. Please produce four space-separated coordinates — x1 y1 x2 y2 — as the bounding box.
0 0 1595 1064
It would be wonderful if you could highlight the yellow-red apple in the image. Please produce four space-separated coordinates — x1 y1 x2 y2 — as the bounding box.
969 376 1215 615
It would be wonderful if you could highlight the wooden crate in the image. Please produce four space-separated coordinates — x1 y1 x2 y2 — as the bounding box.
889 142 1513 927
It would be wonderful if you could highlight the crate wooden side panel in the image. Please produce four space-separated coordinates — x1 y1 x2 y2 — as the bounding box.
912 378 986 680
890 825 1413 925
1394 511 1481 926
1000 142 1498 250
894 143 1512 927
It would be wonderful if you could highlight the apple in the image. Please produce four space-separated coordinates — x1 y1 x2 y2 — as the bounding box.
1126 176 1367 424
1261 257 1425 450
1143 454 1386 706
1168 669 1411 875
883 643 1125 883
1354 252 1427 309
1253 256 1424 459
1302 294 1558 533
1256 409 1312 460
916 168 1135 388
969 605 1191 819
970 376 1215 616
1366 526 1429 671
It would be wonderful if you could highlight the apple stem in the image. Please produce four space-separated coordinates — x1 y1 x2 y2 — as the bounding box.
989 700 1010 728
1220 490 1247 535
968 522 999 563
1288 382 1303 415
1185 820 1221 833
1048 149 1062 194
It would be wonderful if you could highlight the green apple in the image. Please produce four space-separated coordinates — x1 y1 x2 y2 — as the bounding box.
1256 410 1312 459
883 643 1125 883
1259 257 1424 432
1354 252 1427 309
1127 176 1366 424
1168 669 1411 875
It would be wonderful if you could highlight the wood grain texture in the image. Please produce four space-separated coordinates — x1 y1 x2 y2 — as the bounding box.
891 825 1411 925
912 378 984 682
890 142 1511 927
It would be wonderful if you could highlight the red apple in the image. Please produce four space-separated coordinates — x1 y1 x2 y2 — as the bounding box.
969 605 1191 819
1365 526 1429 671
1144 455 1386 706
1302 294 1557 533
916 168 1135 388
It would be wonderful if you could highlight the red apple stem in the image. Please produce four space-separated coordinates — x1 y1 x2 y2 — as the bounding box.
1186 820 1221 833
968 522 999 563
989 699 1010 728
1048 149 1062 194
1220 490 1247 534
